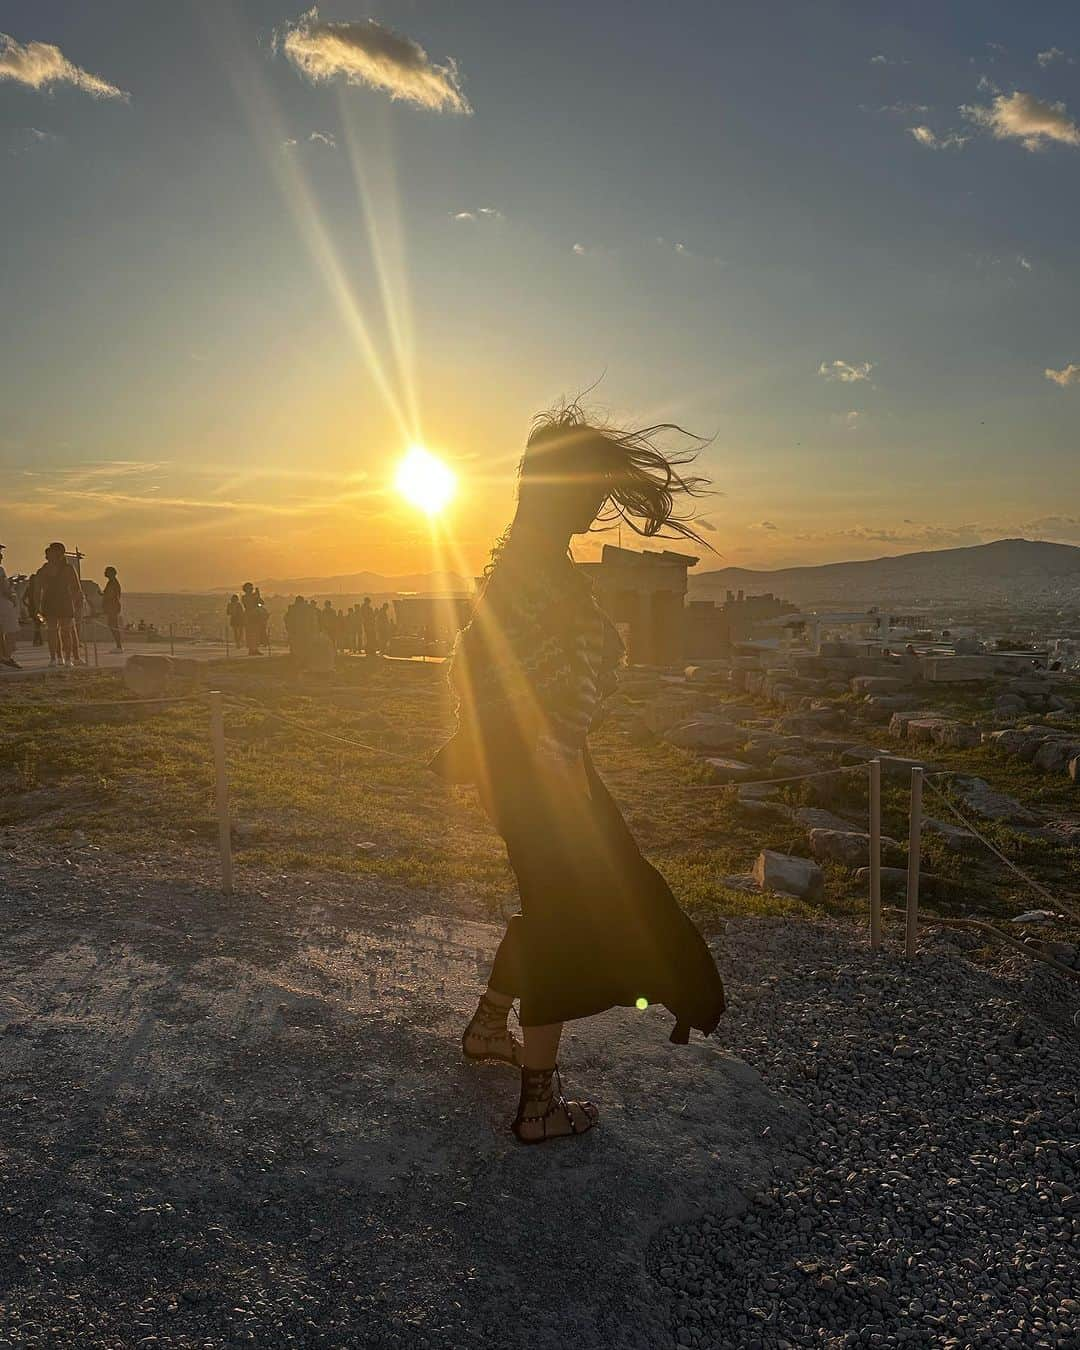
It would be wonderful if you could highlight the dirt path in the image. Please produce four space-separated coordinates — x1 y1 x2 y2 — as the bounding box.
0 847 782 1350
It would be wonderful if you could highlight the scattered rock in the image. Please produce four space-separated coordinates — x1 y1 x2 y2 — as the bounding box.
808 828 901 869
751 850 824 900
704 757 756 784
954 776 1037 826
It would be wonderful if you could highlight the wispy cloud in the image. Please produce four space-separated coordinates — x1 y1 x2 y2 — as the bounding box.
1017 254 1032 271
1045 363 1080 387
963 90 1080 150
1036 47 1069 68
452 206 504 223
8 125 62 154
878 101 929 116
0 32 127 99
818 359 873 383
277 8 470 114
909 124 969 150
308 130 336 148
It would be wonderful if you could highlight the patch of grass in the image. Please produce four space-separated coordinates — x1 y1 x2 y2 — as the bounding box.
2 662 1077 927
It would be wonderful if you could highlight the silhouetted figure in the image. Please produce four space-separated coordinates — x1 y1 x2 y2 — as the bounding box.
359 596 376 655
319 599 337 650
432 403 725 1143
102 566 123 652
0 543 21 668
227 594 245 650
376 601 393 655
241 582 263 656
34 542 82 668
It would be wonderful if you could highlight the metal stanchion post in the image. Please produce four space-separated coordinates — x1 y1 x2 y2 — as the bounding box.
224 625 230 660
905 766 923 958
869 758 882 951
169 623 175 657
209 691 233 894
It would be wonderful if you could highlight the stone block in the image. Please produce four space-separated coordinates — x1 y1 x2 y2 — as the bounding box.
123 654 173 699
771 754 821 778
905 717 949 744
888 709 941 737
955 777 1036 825
665 719 743 752
794 806 863 833
809 828 899 869
851 675 908 695
751 850 823 900
929 720 980 750
1033 740 1080 775
704 757 756 783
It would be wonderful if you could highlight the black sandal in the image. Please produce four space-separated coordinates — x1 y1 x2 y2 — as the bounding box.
461 992 521 1068
511 1066 599 1144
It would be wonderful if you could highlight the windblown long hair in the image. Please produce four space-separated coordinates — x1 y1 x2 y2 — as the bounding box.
481 401 714 582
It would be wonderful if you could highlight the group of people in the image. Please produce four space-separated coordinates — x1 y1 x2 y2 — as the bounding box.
227 583 270 656
281 594 394 661
0 541 125 670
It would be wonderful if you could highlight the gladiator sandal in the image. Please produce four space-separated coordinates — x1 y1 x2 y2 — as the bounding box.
461 992 522 1068
511 1066 599 1144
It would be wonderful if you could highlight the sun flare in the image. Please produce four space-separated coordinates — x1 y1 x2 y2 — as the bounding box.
394 446 456 515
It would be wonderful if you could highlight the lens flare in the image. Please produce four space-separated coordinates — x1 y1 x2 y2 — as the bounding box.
395 446 455 515
635 997 649 1011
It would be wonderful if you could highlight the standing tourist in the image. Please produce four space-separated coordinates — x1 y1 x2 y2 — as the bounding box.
359 596 377 655
102 566 123 652
34 542 82 668
0 544 21 669
227 594 245 650
376 601 393 655
433 405 725 1143
241 582 262 656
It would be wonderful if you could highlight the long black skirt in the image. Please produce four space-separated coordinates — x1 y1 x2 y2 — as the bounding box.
481 746 726 1040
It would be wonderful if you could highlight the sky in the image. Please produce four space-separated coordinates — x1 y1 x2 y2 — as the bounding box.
2 0 1079 590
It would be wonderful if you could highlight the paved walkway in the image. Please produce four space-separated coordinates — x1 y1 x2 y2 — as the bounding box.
1 635 249 681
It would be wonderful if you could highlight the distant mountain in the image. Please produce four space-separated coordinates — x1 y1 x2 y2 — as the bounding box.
688 539 1080 608
245 570 472 598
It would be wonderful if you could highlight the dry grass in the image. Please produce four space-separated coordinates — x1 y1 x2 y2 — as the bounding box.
1 659 1077 928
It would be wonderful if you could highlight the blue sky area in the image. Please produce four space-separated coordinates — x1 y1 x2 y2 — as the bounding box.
2 1 1079 587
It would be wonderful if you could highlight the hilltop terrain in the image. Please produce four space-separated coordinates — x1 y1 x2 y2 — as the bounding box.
689 538 1080 608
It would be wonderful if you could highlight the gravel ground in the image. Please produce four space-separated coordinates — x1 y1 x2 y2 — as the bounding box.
1 840 1077 1349
654 921 1080 1350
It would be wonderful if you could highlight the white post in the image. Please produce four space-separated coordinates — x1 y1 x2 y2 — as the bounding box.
224 624 230 660
905 766 923 958
209 691 233 894
169 623 175 658
869 758 882 951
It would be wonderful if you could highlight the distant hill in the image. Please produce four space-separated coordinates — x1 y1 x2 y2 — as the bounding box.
240 570 472 598
688 538 1080 608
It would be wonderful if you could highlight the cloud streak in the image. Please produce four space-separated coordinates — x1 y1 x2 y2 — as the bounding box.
818 359 873 383
1045 363 1080 387
962 90 1080 150
0 32 127 99
909 124 968 150
277 8 470 114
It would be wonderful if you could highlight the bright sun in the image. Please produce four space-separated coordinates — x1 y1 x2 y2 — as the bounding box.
394 446 456 515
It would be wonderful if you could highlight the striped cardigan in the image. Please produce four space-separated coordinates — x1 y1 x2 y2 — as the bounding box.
448 548 624 761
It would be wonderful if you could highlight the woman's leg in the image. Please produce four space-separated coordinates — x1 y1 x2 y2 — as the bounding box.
46 618 60 662
462 921 522 1065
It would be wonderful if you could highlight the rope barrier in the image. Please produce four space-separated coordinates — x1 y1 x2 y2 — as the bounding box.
222 693 417 764
883 908 1080 985
679 763 869 791
921 776 1080 925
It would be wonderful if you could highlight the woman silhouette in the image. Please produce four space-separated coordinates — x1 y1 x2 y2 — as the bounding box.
433 404 726 1143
